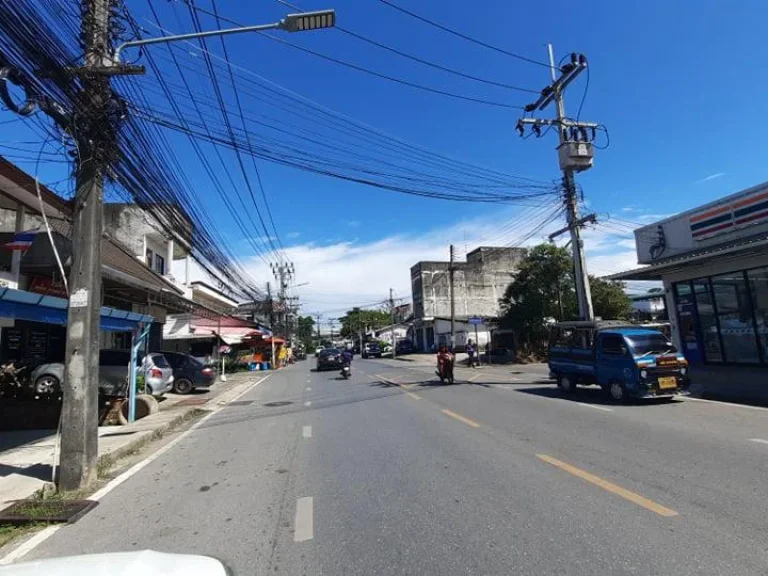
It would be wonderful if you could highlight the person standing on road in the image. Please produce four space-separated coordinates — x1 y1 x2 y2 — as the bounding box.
466 339 477 368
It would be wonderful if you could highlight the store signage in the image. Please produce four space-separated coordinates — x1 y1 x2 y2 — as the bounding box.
29 276 67 298
690 187 768 241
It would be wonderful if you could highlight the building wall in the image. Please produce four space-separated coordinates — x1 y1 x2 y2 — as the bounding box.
411 247 524 319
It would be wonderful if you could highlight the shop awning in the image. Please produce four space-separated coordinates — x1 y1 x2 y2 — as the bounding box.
0 287 153 332
217 327 261 345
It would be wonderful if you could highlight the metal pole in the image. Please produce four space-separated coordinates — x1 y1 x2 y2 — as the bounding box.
128 330 137 423
449 245 456 350
59 0 110 492
390 288 397 360
547 44 594 321
114 21 282 62
474 323 480 366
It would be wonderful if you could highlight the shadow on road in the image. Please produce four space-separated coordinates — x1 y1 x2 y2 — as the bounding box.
516 386 682 407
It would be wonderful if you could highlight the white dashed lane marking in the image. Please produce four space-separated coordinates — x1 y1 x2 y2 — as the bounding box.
294 497 314 542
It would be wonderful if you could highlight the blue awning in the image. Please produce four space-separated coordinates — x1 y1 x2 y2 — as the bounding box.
0 287 154 332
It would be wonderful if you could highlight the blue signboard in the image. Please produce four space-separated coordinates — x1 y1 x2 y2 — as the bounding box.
468 317 483 325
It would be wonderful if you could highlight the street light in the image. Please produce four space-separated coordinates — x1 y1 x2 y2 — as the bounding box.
113 9 336 63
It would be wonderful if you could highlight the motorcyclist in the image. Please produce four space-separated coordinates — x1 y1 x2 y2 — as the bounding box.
435 345 454 379
340 348 353 374
466 339 477 368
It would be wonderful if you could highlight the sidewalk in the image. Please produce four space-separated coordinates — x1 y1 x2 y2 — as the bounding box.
0 371 266 508
690 365 768 406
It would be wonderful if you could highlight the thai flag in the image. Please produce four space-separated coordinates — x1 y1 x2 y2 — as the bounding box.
3 230 37 251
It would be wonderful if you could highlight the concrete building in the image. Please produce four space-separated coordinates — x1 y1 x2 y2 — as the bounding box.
103 203 192 291
411 247 524 351
612 180 768 400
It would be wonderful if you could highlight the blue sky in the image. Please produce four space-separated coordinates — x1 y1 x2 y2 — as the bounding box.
3 0 768 318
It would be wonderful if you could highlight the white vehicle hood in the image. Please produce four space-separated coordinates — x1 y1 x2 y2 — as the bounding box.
0 550 228 575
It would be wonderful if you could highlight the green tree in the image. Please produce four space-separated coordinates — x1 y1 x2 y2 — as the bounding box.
500 244 575 350
297 316 315 350
339 307 390 339
499 243 633 353
589 276 633 320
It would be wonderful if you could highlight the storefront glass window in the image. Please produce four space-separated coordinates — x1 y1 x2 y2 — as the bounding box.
711 271 759 363
747 267 768 363
692 278 722 363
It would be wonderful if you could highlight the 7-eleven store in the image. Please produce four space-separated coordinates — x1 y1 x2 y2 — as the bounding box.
612 181 768 372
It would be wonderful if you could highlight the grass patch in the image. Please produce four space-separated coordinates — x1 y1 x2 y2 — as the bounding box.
0 523 48 548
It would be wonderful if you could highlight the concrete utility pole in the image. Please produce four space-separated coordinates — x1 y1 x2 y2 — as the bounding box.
59 0 124 491
516 45 597 321
449 245 456 350
390 288 397 360
315 313 322 344
271 261 295 337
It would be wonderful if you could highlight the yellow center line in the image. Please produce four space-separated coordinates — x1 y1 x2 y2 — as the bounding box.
406 392 422 400
441 409 481 428
536 454 678 518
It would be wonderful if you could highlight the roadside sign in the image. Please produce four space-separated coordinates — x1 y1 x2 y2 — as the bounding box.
469 317 483 325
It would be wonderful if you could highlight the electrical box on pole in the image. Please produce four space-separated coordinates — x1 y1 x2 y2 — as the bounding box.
557 141 593 172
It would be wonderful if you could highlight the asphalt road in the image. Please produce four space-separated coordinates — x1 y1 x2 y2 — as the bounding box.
20 357 768 574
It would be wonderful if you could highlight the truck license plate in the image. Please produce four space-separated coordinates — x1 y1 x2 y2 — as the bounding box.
658 376 677 390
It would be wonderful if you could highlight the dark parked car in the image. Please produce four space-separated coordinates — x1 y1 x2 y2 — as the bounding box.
316 348 342 371
160 351 216 394
362 343 381 359
396 340 414 355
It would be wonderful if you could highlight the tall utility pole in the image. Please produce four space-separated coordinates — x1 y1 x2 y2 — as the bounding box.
516 45 597 321
449 245 456 350
59 0 121 491
271 261 295 338
315 313 322 344
390 288 396 360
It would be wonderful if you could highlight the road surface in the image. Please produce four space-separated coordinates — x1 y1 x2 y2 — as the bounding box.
20 358 768 574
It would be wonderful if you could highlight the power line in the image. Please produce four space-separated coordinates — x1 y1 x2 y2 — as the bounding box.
375 0 551 68
172 4 524 110
272 0 538 94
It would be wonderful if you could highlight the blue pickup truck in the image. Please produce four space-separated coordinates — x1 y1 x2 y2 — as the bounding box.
548 321 690 402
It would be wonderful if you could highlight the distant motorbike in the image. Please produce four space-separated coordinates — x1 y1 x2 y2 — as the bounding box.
436 358 454 385
341 365 351 380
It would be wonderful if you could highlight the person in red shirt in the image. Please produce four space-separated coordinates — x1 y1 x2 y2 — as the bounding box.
436 345 454 382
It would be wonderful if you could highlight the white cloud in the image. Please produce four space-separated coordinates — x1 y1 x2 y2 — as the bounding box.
696 172 726 184
343 220 361 228
286 231 301 239
185 206 648 317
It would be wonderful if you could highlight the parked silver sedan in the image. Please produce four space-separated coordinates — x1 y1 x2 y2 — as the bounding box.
30 350 174 398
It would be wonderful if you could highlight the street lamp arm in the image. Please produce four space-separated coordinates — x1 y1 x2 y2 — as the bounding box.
112 9 335 63
113 21 283 63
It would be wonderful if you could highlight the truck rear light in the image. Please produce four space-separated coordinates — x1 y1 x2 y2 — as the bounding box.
150 368 162 378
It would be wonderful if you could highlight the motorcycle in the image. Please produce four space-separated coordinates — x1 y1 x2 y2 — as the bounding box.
436 358 454 385
340 364 351 380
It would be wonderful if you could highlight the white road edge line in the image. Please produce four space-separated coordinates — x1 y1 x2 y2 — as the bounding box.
0 374 273 566
303 425 312 439
749 438 768 445
294 497 314 542
574 402 613 412
684 396 768 412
